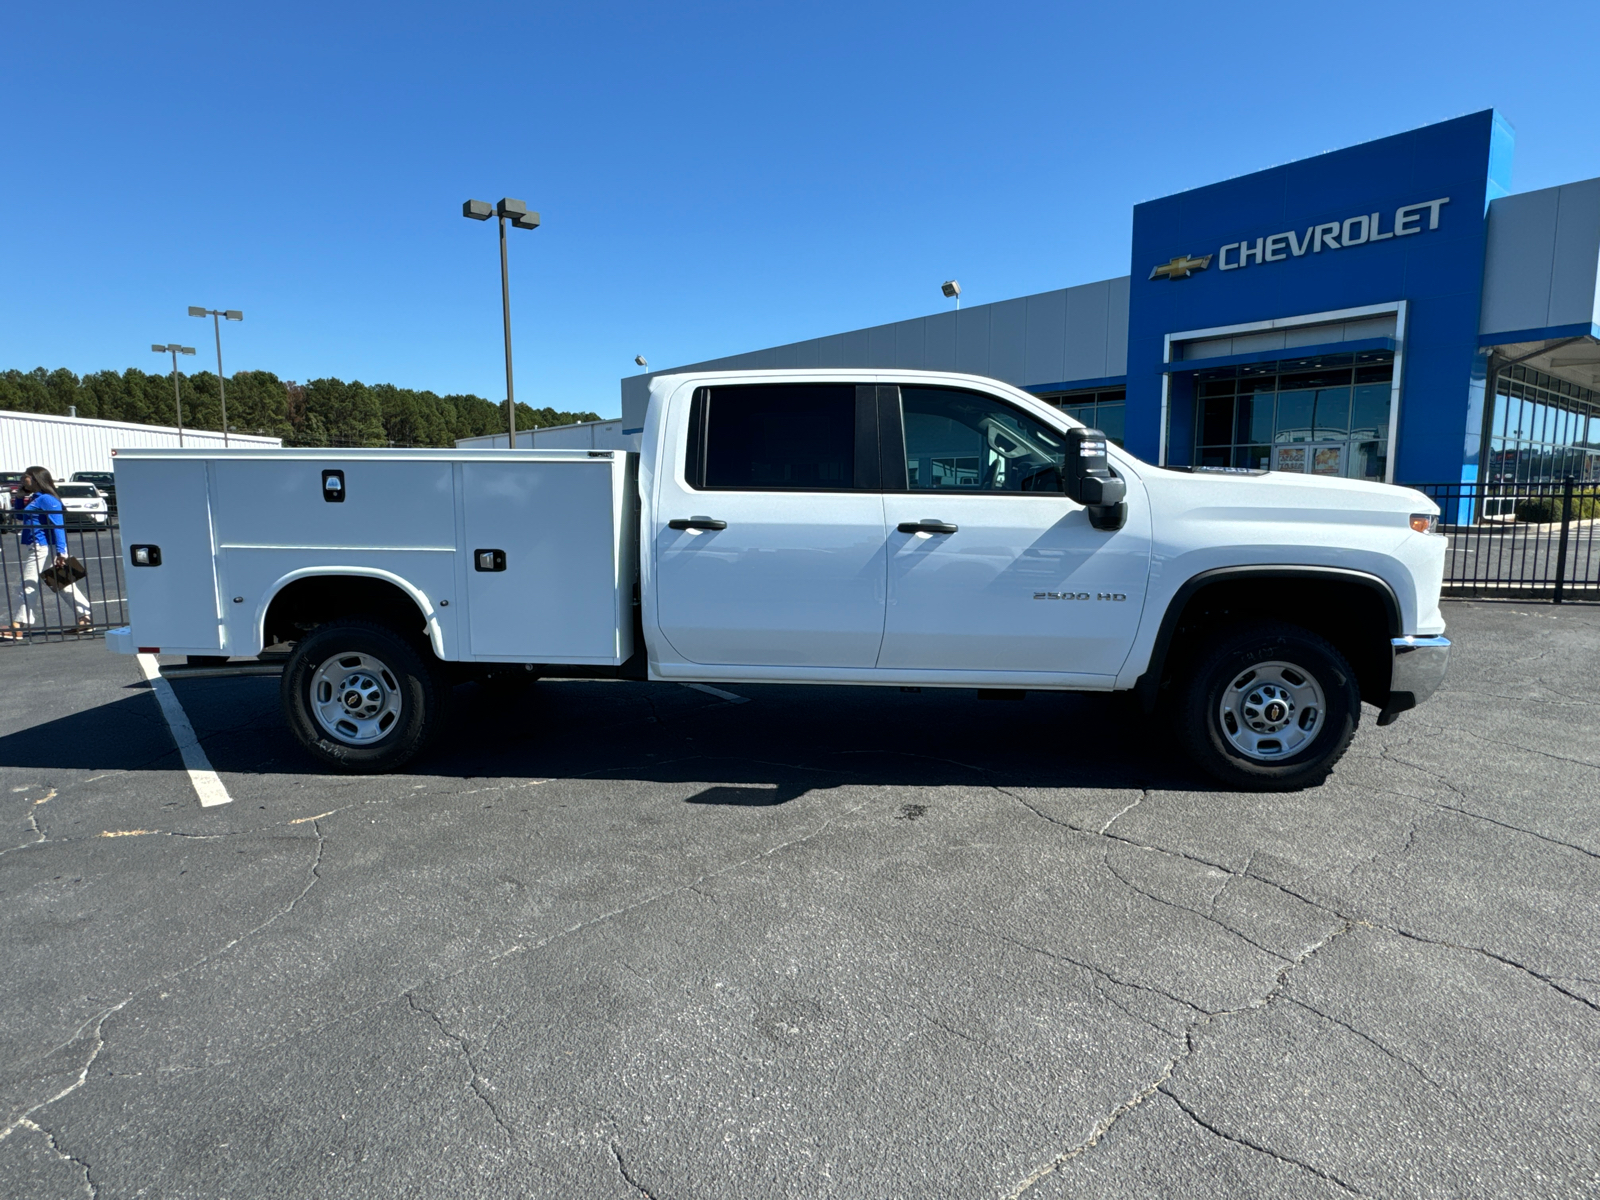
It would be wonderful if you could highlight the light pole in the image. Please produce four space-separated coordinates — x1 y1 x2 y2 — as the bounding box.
151 344 196 445
942 280 962 311
463 198 541 448
188 307 243 446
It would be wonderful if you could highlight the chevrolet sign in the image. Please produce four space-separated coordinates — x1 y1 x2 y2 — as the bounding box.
1151 196 1451 281
1149 254 1213 280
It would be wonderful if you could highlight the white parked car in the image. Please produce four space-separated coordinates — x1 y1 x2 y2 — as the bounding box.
55 483 110 527
105 369 1450 790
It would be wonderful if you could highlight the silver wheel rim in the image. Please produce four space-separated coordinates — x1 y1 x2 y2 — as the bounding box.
1217 660 1326 762
309 651 403 745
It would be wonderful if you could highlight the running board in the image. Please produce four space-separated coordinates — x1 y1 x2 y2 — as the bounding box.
159 661 286 680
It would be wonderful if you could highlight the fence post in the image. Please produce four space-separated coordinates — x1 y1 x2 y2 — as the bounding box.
1553 474 1574 605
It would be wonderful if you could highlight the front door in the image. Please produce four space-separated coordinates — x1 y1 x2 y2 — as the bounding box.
877 385 1150 678
653 382 888 668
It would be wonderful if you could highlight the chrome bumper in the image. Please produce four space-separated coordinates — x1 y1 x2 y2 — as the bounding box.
1377 635 1451 725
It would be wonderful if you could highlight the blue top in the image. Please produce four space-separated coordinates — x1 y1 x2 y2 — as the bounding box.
14 493 67 555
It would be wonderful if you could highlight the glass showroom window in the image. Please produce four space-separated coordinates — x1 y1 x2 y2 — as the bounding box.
1484 364 1600 485
1191 352 1392 479
1038 388 1126 446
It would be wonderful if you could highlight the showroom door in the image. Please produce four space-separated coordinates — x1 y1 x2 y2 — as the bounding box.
877 385 1150 678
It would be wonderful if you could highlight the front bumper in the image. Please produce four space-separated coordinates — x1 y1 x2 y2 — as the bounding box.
1377 635 1451 725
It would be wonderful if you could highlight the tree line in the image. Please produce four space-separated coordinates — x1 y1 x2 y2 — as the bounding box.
0 366 601 447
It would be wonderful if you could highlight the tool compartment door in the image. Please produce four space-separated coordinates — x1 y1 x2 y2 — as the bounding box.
460 457 630 663
116 457 224 652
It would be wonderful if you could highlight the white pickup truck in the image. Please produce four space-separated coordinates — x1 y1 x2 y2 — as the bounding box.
107 369 1450 789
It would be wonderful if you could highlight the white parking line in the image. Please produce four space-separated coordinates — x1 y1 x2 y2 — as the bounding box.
681 682 751 704
136 654 232 807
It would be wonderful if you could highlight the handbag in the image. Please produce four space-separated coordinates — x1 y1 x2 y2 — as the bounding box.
40 556 87 592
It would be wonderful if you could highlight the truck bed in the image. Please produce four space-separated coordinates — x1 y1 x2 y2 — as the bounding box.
112 447 638 664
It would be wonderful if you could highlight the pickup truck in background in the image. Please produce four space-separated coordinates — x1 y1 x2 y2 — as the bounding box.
106 369 1450 790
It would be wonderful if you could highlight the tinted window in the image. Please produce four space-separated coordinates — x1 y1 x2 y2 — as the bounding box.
899 387 1065 492
701 384 856 490
57 485 97 497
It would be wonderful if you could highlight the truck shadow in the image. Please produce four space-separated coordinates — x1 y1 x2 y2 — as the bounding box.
442 677 1214 796
0 676 1213 796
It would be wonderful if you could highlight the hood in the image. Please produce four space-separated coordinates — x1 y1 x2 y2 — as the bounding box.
1137 464 1437 530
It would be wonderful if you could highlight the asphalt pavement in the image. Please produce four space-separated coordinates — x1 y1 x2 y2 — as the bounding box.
0 600 1596 1199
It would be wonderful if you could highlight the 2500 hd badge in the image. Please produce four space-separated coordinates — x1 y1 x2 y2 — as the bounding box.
1034 592 1127 601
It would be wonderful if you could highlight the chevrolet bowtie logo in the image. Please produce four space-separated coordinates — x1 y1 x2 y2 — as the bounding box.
1149 254 1213 280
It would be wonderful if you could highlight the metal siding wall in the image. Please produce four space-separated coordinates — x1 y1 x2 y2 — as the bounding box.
621 375 650 429
895 318 926 370
1064 279 1113 382
954 306 991 377
1105 276 1130 376
868 322 897 366
924 311 958 372
613 277 1137 413
1550 179 1600 327
1480 188 1561 335
987 297 1027 384
840 328 871 366
1024 290 1068 384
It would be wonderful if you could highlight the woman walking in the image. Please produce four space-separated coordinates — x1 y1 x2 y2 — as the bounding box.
4 466 92 639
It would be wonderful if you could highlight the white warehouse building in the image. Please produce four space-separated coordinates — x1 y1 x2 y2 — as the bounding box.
455 417 634 452
0 409 281 479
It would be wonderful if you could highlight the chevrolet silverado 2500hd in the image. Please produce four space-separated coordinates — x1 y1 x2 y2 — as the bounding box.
106 369 1450 789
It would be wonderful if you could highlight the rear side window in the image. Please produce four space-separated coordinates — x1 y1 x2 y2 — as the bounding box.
695 384 860 490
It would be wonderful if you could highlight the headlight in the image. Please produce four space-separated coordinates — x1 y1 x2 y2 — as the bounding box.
1410 513 1440 535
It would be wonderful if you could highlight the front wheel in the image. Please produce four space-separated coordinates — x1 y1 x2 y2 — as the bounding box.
1179 623 1359 791
281 619 449 772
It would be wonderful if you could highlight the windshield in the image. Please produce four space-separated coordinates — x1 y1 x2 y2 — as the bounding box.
57 485 99 498
74 473 113 483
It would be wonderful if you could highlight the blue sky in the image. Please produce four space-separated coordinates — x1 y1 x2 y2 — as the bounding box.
5 1 1600 419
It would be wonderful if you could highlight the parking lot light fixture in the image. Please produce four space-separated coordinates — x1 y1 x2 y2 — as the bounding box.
190 306 243 447
463 196 541 447
942 280 961 310
635 355 648 369
152 343 197 445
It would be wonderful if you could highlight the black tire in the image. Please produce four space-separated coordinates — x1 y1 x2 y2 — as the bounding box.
280 619 449 773
1179 622 1359 791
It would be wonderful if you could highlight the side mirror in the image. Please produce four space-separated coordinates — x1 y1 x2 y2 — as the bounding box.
1064 428 1127 530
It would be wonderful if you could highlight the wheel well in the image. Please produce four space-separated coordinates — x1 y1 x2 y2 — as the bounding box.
1142 571 1397 709
263 576 430 650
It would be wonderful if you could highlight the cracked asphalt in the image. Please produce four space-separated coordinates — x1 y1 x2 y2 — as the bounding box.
0 599 1597 1199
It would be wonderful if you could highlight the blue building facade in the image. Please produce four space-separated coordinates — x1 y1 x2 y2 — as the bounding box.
624 111 1600 488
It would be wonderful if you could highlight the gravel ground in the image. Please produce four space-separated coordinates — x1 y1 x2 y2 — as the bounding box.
0 599 1596 1199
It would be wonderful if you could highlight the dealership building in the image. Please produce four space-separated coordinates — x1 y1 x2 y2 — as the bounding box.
621 110 1600 487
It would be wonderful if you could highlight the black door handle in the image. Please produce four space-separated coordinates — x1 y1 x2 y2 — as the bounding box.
668 517 727 531
898 520 959 534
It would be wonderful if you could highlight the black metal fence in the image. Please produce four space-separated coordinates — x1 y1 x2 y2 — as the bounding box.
0 514 127 642
1413 476 1599 603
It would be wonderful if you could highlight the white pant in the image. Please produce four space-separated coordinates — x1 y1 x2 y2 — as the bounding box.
9 542 92 627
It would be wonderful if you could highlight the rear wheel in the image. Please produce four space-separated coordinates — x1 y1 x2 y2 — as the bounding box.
281 619 448 772
1179 623 1359 791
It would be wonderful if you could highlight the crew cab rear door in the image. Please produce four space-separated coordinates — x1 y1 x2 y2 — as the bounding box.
652 382 887 668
